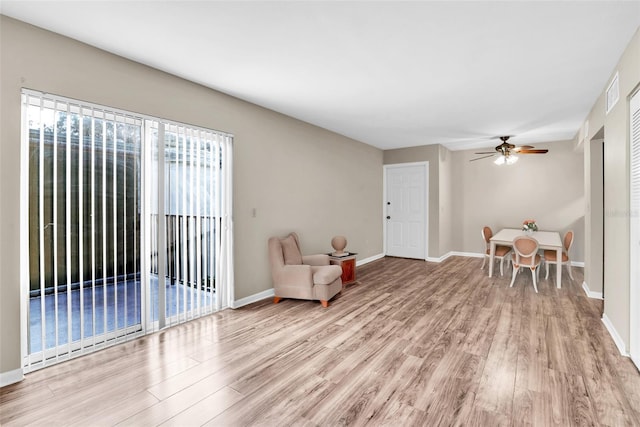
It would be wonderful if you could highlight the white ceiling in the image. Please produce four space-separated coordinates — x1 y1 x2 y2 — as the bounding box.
2 1 639 151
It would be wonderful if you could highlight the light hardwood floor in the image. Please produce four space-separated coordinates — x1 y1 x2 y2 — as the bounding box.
2 256 640 426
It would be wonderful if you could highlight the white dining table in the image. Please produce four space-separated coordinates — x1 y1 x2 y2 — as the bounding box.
489 228 564 288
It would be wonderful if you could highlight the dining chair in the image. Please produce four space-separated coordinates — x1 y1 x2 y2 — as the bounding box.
509 236 542 293
481 226 512 276
544 230 574 280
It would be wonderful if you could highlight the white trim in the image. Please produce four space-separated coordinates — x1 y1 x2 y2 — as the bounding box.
422 251 586 266
602 314 629 356
356 253 385 266
426 251 453 263
426 251 476 262
65 107 72 358
450 251 484 259
142 120 152 335
632 353 640 372
582 281 603 300
19 93 30 378
0 368 24 387
232 288 275 309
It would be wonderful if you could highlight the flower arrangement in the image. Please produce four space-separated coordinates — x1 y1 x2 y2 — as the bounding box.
522 219 538 232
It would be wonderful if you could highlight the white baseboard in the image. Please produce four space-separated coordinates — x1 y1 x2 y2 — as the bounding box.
426 251 452 263
426 251 489 263
602 314 629 357
450 251 484 258
632 353 640 371
232 288 274 309
356 253 384 266
0 368 24 387
430 252 585 267
582 281 603 299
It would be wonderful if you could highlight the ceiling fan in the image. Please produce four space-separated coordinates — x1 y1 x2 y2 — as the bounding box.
470 136 549 165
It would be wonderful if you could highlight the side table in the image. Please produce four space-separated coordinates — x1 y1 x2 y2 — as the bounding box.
327 252 357 286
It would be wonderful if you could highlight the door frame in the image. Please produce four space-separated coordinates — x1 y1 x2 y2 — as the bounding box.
383 162 429 260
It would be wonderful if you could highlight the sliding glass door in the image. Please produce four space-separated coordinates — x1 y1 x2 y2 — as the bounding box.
148 121 229 329
23 92 143 367
22 90 234 372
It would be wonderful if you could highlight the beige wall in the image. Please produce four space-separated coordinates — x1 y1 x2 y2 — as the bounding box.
0 17 383 375
581 28 640 350
452 139 585 261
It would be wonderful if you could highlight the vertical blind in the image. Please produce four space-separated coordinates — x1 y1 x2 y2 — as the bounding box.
630 89 640 368
21 89 233 372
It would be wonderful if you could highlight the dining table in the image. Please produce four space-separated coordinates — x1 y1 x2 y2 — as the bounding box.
489 228 564 288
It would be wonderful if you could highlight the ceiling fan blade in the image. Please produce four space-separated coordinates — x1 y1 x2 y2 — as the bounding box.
518 149 549 154
513 145 534 152
474 151 496 154
469 154 495 162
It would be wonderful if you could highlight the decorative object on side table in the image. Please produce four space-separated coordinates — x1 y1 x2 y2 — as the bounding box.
522 219 538 235
331 235 348 256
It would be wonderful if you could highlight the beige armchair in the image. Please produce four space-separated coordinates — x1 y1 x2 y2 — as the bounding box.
268 232 343 307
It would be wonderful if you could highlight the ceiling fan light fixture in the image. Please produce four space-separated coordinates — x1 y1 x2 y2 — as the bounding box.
470 135 549 163
494 154 518 166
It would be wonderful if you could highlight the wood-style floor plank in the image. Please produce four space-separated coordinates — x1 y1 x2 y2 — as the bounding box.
1 256 639 426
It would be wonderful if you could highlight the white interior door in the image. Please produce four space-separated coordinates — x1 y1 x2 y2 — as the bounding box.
384 163 428 259
630 89 640 369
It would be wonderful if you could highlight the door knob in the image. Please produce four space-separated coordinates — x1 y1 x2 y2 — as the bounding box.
386 216 391 219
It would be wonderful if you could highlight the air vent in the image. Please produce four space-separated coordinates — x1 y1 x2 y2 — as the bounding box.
606 72 619 115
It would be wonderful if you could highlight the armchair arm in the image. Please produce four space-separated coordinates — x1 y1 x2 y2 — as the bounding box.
273 264 314 288
302 254 330 266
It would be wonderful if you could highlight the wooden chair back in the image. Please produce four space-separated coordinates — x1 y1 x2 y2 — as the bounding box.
563 230 574 253
512 236 539 268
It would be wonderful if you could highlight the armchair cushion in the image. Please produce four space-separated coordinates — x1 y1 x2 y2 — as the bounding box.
273 264 313 288
312 265 343 286
281 234 303 265
302 254 330 266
